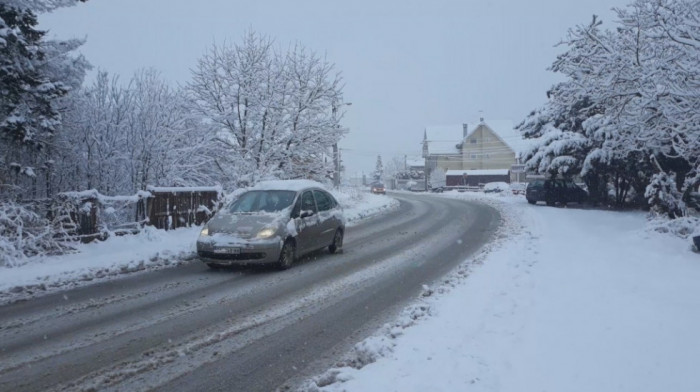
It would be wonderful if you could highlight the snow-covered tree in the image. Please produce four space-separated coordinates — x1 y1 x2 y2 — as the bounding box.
187 31 345 185
518 0 700 213
373 155 383 182
56 69 232 195
0 0 88 199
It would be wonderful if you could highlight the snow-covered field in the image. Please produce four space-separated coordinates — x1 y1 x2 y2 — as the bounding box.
0 187 397 304
304 191 700 392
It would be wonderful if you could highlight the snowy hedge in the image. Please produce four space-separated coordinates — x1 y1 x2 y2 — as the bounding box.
0 201 73 267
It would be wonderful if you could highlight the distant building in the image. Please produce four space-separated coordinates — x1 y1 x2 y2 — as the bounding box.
422 119 532 187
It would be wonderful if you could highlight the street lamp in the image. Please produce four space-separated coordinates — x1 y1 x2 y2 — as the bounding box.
333 102 352 187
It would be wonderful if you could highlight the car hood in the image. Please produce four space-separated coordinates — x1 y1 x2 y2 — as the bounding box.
206 211 287 238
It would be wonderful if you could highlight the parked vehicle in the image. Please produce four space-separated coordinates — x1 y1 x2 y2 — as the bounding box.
197 180 345 270
526 179 587 206
370 183 386 194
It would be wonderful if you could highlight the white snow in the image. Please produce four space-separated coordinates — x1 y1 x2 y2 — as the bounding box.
305 191 700 392
251 179 329 192
446 169 510 176
146 185 222 193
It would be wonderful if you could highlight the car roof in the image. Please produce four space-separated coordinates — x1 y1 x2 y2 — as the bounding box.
250 179 328 192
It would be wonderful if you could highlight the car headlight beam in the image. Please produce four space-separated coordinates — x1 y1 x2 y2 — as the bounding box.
200 227 209 236
257 227 276 239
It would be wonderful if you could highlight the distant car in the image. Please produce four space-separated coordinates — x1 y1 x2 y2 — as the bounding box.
370 183 386 194
483 182 510 193
430 186 444 193
526 179 587 206
197 180 345 270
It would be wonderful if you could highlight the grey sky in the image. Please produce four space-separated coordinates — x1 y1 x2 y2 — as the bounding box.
40 0 629 177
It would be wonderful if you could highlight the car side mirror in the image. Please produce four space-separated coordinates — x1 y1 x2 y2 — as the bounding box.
300 210 315 219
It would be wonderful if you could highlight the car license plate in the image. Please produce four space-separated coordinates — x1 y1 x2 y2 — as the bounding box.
213 247 240 255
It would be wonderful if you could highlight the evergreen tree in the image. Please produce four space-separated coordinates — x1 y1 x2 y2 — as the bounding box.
374 155 383 182
0 1 88 198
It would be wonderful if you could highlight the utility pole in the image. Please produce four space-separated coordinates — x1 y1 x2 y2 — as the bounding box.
331 102 351 188
333 143 340 187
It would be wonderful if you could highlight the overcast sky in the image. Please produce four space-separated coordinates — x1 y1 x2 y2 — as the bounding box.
40 0 630 177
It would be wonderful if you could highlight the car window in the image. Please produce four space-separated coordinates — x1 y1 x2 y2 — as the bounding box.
291 195 302 218
228 190 296 213
313 190 333 212
301 191 317 213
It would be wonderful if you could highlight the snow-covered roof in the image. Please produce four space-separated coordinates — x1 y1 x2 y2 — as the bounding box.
146 185 222 193
424 126 462 155
446 169 509 176
425 121 534 156
405 158 424 168
251 179 328 192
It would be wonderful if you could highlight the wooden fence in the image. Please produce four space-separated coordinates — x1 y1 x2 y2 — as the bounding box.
141 186 222 230
53 186 223 241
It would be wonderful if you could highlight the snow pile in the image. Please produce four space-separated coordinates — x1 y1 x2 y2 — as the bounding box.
331 186 399 225
303 190 700 392
0 226 200 304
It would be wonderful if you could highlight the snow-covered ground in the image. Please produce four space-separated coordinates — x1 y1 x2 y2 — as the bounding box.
304 191 700 392
0 187 397 303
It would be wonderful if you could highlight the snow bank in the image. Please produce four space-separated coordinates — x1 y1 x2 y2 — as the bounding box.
304 190 700 392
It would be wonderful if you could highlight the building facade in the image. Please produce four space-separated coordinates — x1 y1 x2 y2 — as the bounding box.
422 120 529 188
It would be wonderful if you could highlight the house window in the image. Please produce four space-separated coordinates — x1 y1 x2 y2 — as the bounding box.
470 154 478 159
470 138 477 144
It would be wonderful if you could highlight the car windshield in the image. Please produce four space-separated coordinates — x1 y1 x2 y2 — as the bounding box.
228 190 296 213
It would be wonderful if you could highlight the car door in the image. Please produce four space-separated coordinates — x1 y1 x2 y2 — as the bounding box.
313 189 337 247
294 190 320 254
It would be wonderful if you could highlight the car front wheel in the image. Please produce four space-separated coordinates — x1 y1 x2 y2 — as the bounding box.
329 229 343 254
277 240 296 270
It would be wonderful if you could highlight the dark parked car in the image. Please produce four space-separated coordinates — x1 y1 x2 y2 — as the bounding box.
197 180 345 270
526 179 587 206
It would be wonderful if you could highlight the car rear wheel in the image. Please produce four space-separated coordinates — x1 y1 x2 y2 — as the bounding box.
527 199 536 205
329 229 343 254
277 240 296 270
546 200 555 206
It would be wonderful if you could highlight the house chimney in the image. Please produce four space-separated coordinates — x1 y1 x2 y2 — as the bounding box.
462 123 468 138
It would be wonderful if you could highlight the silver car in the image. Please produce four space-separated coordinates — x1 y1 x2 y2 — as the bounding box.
197 180 346 269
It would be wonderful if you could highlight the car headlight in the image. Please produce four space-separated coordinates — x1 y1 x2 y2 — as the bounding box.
256 227 276 239
200 227 209 236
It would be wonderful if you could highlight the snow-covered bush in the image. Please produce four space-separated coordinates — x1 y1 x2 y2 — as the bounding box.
0 201 72 267
646 172 685 219
647 215 699 240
